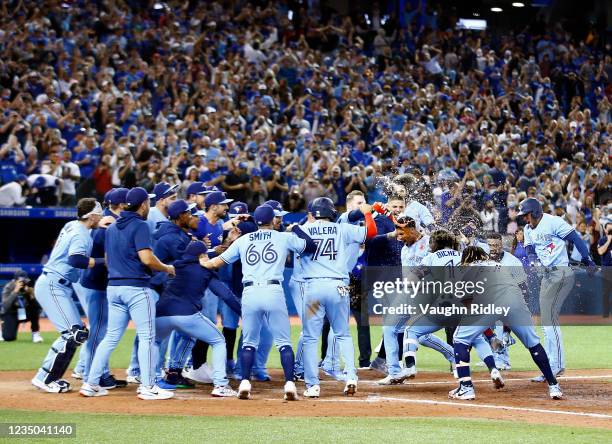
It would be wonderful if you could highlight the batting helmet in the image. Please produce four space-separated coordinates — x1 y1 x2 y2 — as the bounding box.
310 197 337 220
517 198 543 219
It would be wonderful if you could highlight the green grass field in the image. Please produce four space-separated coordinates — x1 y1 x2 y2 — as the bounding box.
2 325 611 443
1 410 611 444
2 325 611 372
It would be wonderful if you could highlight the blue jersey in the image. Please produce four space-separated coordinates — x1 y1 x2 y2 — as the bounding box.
300 220 367 280
105 211 153 287
194 215 224 257
220 229 306 283
524 213 573 267
44 220 92 283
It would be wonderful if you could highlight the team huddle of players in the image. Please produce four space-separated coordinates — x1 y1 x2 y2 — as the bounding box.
29 174 594 401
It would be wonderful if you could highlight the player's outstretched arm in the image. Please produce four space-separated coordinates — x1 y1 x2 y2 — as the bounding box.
291 225 317 255
137 249 175 276
208 277 241 315
201 256 226 270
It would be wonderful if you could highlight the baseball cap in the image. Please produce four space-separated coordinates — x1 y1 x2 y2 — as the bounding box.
237 161 248 169
104 188 116 205
254 204 275 225
229 201 249 217
16 173 27 182
186 181 205 196
109 187 129 205
153 182 179 200
126 187 155 207
205 191 233 207
168 200 197 220
183 240 208 258
33 176 46 189
237 220 258 234
264 200 288 217
203 186 219 194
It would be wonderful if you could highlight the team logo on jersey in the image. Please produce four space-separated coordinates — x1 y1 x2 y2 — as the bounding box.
545 242 555 255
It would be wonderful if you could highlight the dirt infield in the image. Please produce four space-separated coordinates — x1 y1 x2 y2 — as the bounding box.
3 369 611 429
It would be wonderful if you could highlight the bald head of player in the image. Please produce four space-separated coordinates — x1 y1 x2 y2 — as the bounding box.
77 198 103 229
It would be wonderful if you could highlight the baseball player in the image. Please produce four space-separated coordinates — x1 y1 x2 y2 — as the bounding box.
31 198 103 393
300 197 378 398
397 231 501 386
450 246 563 400
147 182 179 235
156 240 241 397
485 232 529 370
376 218 457 385
517 198 595 381
185 191 237 383
80 187 176 400
203 204 316 401
151 199 201 389
72 188 117 380
392 174 436 231
72 188 129 389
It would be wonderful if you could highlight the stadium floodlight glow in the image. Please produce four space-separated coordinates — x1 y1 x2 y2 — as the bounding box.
512 2 525 6
490 7 503 12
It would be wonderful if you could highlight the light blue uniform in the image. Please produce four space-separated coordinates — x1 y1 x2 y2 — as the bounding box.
33 220 92 385
72 278 88 376
220 229 306 350
403 248 493 366
454 260 540 350
493 252 528 368
288 254 306 375
300 220 366 387
524 213 575 372
146 207 168 238
383 235 455 376
404 201 435 230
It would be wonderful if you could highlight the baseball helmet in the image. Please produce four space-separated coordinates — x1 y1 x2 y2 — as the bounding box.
310 197 337 220
517 198 543 219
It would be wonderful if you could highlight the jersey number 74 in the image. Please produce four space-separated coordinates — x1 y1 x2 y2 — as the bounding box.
312 238 338 261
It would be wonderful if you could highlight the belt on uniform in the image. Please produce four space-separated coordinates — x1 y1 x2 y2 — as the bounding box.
244 280 280 287
304 277 345 281
42 271 71 287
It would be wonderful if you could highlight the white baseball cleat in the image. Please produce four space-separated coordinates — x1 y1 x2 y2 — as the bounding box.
183 364 213 384
79 383 109 397
283 381 298 401
548 383 563 400
137 385 174 400
490 368 505 389
31 378 71 393
71 370 83 380
237 379 251 400
448 384 476 400
343 380 357 396
376 374 402 385
211 385 238 398
32 332 44 343
303 385 320 398
392 365 416 384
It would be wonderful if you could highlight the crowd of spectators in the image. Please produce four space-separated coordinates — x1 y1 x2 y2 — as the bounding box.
0 0 610 262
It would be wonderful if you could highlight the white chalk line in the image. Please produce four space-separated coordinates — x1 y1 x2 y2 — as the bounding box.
356 374 612 386
316 395 612 420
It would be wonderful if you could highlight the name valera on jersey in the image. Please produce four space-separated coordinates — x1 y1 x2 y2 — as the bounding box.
307 226 338 236
249 231 272 241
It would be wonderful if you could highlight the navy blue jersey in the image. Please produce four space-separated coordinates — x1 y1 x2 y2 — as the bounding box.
156 258 240 317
